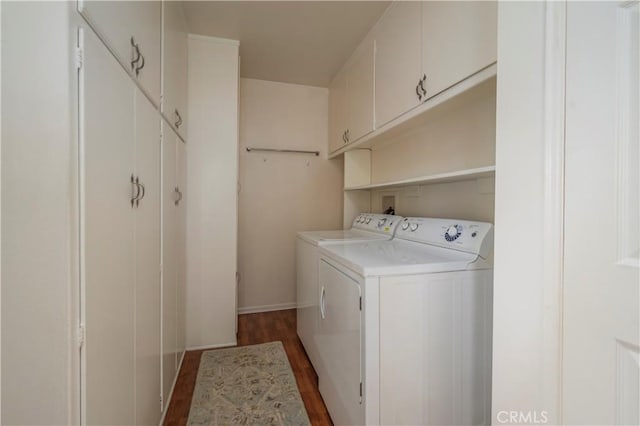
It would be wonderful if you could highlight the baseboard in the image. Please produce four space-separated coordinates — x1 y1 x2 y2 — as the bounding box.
159 349 186 426
186 341 237 351
237 302 297 314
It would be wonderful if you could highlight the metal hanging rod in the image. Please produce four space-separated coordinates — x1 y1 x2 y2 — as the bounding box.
245 147 319 156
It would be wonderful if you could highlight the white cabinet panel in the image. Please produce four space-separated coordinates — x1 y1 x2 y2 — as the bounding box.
162 1 188 138
161 123 179 409
79 0 162 104
134 89 162 426
374 1 422 128
421 1 497 100
82 28 136 426
329 69 348 153
347 39 375 144
317 260 362 426
176 140 187 357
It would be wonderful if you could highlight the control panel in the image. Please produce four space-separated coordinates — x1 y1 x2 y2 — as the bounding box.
352 213 403 235
395 217 494 258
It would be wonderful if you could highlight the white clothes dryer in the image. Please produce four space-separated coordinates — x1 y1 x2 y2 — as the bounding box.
315 217 494 426
296 213 403 374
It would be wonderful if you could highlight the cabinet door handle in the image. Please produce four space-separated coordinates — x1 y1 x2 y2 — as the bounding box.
342 131 346 143
137 180 145 207
320 286 326 320
131 174 140 207
130 37 142 72
174 187 182 206
419 74 427 97
346 129 350 142
135 51 145 77
416 81 423 101
175 109 183 128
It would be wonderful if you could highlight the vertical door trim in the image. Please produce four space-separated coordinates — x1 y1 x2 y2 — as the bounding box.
542 2 567 424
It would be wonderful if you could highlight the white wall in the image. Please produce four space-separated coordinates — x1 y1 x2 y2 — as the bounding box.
492 2 562 424
1 3 77 424
238 78 343 312
186 35 239 348
368 78 496 223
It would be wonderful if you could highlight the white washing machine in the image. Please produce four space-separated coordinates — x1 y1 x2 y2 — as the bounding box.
296 213 403 374
315 217 494 426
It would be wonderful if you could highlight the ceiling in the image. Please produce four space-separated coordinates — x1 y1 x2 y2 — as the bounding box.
183 1 390 87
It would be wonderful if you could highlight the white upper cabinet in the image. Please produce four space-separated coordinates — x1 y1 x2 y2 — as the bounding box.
78 0 162 105
329 68 348 153
421 1 497 100
329 38 375 153
347 39 375 145
374 1 422 128
162 1 188 138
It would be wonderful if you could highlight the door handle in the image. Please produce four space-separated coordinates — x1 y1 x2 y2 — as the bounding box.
416 81 423 101
175 109 183 128
320 286 326 320
130 37 141 72
136 179 145 207
135 51 145 77
419 74 427 97
131 174 140 207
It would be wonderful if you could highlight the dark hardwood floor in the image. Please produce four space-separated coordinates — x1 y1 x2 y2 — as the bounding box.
163 309 333 425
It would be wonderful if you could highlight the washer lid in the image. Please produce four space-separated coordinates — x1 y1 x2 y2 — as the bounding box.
319 239 481 277
297 229 392 246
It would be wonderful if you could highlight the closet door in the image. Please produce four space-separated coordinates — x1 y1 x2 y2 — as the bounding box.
81 28 136 426
161 123 179 410
78 1 162 104
134 89 162 426
162 1 188 138
176 140 187 357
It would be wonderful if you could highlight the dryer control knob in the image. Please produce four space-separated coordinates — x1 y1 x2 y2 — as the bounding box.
445 225 462 241
378 218 387 227
401 221 409 230
366 217 372 224
410 223 419 232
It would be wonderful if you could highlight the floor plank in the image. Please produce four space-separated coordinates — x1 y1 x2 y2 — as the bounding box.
163 309 333 426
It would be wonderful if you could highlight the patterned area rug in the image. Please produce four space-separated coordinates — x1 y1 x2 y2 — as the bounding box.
187 341 311 425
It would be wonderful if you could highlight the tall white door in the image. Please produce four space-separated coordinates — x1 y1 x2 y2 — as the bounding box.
81 28 136 425
563 2 640 424
176 140 187 357
134 89 162 426
161 123 178 410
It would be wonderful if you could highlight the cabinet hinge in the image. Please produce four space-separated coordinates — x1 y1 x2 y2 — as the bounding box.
77 324 86 349
359 296 362 311
74 46 84 70
359 382 363 400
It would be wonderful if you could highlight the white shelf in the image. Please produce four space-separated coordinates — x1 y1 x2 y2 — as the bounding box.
329 63 497 159
344 166 495 191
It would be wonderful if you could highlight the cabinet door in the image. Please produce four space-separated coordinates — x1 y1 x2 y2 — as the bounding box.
421 1 497 99
79 0 162 104
346 38 374 143
176 140 187 358
328 69 348 153
134 89 162 426
161 123 178 410
374 1 422 128
317 260 363 426
162 1 188 138
82 28 136 426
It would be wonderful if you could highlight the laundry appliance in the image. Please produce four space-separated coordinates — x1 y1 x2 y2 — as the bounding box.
296 213 403 372
315 217 494 426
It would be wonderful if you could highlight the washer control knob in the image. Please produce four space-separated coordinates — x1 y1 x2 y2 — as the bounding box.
378 218 388 228
445 224 462 241
366 217 372 224
410 223 419 232
401 221 409 230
